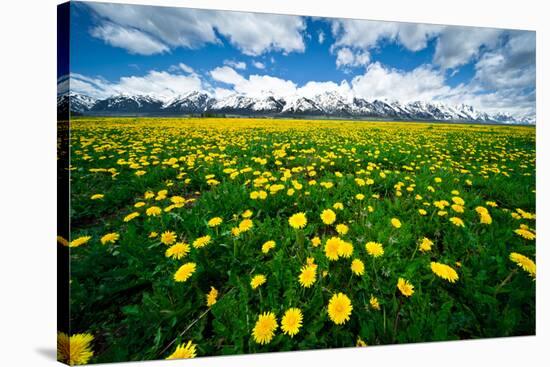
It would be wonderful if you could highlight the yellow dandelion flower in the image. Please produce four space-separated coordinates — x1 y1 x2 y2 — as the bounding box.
57 235 69 247
231 227 241 237
166 340 197 359
356 193 365 201
251 274 266 289
311 236 321 247
333 202 344 210
510 252 536 278
70 236 91 248
320 209 337 225
146 206 162 216
165 242 190 260
475 206 489 215
338 240 354 258
281 308 303 337
430 262 459 283
418 208 427 216
206 286 218 307
134 201 146 208
193 235 211 249
356 337 368 347
369 295 380 310
289 212 307 229
324 236 342 261
100 232 119 245
57 332 94 365
123 212 140 222
452 196 465 206
90 194 104 200
262 240 276 254
419 237 433 252
239 219 253 232
451 204 464 213
449 217 465 227
480 212 492 224
207 217 223 227
327 293 353 325
335 223 349 235
149 231 158 238
174 262 196 282
252 312 278 344
298 264 316 288
391 218 402 228
161 231 177 245
351 259 365 276
365 241 384 257
242 209 253 218
397 277 414 297
514 228 535 240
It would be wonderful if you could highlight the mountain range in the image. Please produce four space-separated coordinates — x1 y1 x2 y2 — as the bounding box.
57 91 535 124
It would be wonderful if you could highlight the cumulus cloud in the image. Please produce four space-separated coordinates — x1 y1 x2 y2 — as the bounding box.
252 61 266 69
69 71 203 100
335 47 370 69
433 27 502 69
90 22 169 55
223 60 247 70
86 2 306 56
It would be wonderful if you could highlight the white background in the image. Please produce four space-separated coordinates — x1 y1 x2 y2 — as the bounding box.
0 0 547 365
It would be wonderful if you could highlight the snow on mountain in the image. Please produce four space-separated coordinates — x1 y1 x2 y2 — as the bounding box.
57 90 535 124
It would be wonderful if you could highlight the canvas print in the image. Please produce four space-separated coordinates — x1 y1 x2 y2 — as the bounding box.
57 1 536 364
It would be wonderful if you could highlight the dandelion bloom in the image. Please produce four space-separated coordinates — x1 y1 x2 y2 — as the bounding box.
328 293 353 325
70 236 91 248
174 262 197 282
207 217 223 227
324 237 342 261
161 231 177 245
289 212 307 229
449 217 465 227
351 259 365 276
452 196 465 206
123 212 140 222
206 286 218 307
90 194 104 200
356 193 365 200
281 308 303 337
242 209 253 218
251 274 267 289
239 219 254 232
252 312 278 344
57 332 94 365
320 209 336 225
397 278 414 297
479 212 492 224
333 202 344 210
365 241 384 257
149 231 158 238
311 236 321 247
298 264 317 288
430 262 459 283
338 240 354 258
418 209 427 216
335 223 349 235
146 206 162 216
166 341 197 359
510 252 536 278
193 235 211 249
419 237 433 252
165 242 190 260
391 218 402 228
100 232 119 245
262 240 276 254
356 337 368 347
231 227 241 237
369 295 380 310
514 228 535 240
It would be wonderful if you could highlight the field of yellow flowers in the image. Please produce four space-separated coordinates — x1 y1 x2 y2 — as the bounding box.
60 117 536 364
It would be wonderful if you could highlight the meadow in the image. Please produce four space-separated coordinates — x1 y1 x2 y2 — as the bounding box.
59 117 536 364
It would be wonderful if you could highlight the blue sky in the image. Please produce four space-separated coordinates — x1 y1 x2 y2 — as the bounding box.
65 1 536 118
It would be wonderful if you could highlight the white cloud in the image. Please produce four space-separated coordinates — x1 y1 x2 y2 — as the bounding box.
252 61 266 69
331 19 442 53
350 62 451 102
69 71 202 100
210 66 247 86
433 27 502 69
318 31 325 44
223 60 247 70
86 2 306 56
335 47 370 69
178 63 194 73
90 22 169 55
297 80 352 98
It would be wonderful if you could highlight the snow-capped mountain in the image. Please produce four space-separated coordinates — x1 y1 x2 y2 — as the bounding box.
56 90 535 124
